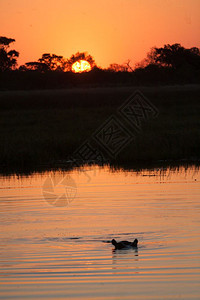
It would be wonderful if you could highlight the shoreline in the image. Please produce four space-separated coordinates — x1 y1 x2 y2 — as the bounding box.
1 158 200 177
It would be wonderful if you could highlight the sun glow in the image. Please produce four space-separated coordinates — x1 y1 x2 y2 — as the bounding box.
72 60 91 73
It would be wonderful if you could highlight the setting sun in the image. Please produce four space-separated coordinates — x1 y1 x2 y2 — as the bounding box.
72 60 91 73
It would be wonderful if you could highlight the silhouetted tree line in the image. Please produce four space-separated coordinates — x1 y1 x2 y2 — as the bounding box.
0 37 19 71
0 36 199 90
18 52 96 72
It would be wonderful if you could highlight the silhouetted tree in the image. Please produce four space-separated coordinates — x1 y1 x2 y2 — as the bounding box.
0 36 19 71
21 53 67 72
66 52 96 71
144 44 200 69
38 53 67 71
125 59 134 72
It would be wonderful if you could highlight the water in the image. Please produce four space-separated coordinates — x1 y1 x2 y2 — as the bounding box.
0 166 200 299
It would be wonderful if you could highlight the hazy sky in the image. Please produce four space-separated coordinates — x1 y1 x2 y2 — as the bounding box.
1 0 199 68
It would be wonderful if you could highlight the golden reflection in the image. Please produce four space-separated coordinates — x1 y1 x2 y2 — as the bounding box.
0 165 200 299
111 248 139 274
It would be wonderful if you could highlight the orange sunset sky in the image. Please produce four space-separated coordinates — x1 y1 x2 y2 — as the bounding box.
0 0 200 68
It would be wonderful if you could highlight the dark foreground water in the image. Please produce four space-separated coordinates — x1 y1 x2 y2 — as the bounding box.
0 166 200 299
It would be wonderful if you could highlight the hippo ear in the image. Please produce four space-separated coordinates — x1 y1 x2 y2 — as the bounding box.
133 239 138 246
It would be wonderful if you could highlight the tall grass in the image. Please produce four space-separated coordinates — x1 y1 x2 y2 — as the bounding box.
0 85 200 174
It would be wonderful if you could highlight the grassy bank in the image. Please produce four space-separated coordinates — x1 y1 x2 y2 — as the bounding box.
0 85 200 174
